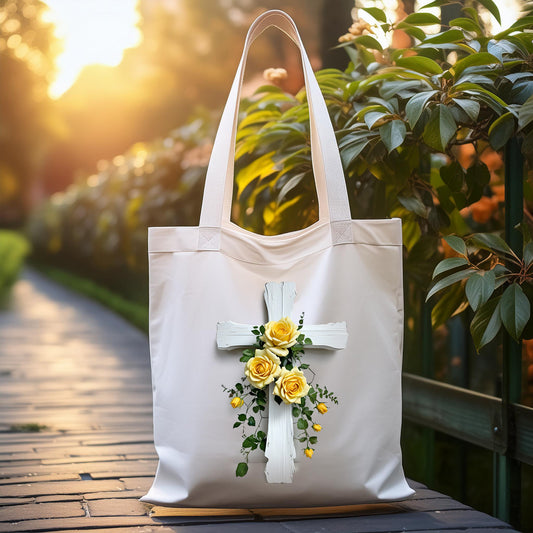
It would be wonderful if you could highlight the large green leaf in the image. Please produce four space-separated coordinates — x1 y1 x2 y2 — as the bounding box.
423 104 457 151
444 235 467 256
340 138 371 167
405 90 438 127
450 17 481 35
432 257 469 279
524 242 533 267
469 232 514 257
396 56 443 75
476 0 501 24
452 98 480 121
398 195 427 217
354 35 383 52
426 267 476 301
235 151 277 197
421 29 465 44
518 94 533 130
361 7 387 23
470 296 502 351
431 280 469 328
488 112 516 150
450 53 500 80
379 120 406 152
465 270 496 311
398 12 441 26
440 161 464 191
364 111 389 129
500 283 531 341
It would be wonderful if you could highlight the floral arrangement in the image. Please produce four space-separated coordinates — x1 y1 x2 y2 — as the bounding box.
223 315 338 477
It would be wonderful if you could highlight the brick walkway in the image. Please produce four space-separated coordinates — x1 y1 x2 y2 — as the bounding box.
0 269 519 532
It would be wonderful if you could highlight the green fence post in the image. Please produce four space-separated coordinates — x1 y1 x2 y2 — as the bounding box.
494 137 523 526
421 299 435 487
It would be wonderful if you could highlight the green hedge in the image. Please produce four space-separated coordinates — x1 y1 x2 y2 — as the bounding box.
0 230 30 295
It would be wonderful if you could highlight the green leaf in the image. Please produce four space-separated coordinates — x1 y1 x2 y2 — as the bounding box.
431 280 469 328
405 90 438 127
440 161 464 191
432 257 469 279
364 111 389 129
340 138 371 167
297 418 308 430
426 268 476 301
470 296 502 351
242 436 255 448
309 436 318 444
476 0 501 24
423 104 457 151
398 195 427 217
398 12 441 26
450 53 500 80
292 407 301 417
469 233 514 256
450 17 481 34
233 422 241 428
248 416 256 426
488 112 515 151
236 462 248 477
444 235 468 256
524 242 533 267
518 94 533 130
259 438 266 451
452 98 480 121
465 271 496 311
421 29 465 44
354 35 383 52
238 414 246 421
396 56 443 75
379 120 406 152
500 284 531 341
362 7 387 22
257 430 266 440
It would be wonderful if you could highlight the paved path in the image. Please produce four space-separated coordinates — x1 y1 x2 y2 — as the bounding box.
0 269 519 532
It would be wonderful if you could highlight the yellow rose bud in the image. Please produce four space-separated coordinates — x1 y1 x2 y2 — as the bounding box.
231 397 243 408
273 367 310 404
304 448 314 458
312 424 322 432
316 402 328 414
245 349 281 389
261 317 299 354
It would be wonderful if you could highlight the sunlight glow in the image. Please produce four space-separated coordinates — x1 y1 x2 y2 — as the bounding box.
43 0 142 99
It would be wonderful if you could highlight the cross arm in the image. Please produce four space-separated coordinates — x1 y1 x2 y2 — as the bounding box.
216 321 348 350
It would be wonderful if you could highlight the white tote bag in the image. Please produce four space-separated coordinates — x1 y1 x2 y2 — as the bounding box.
142 10 413 508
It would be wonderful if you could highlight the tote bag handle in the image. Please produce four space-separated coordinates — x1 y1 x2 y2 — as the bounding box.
199 10 351 237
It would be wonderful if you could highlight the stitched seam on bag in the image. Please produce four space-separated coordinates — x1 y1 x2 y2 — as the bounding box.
149 241 403 256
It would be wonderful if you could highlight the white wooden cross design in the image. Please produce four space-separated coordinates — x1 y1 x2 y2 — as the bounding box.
216 281 348 484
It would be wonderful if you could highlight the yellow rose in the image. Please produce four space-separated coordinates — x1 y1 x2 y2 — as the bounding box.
273 367 310 404
312 424 322 432
245 349 281 389
231 397 243 408
304 448 314 458
261 317 299 356
316 403 328 414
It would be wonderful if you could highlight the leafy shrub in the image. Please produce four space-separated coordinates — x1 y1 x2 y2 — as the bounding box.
0 230 30 294
30 1 533 350
232 2 533 351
